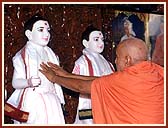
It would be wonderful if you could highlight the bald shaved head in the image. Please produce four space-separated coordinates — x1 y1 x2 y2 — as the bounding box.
115 38 148 71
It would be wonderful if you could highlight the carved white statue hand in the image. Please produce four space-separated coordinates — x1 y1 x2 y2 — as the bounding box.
28 76 41 87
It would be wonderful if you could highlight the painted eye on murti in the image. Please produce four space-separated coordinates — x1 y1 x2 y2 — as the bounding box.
94 38 99 41
38 28 44 32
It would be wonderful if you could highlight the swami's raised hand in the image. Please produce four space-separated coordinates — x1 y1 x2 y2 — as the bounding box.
39 62 56 83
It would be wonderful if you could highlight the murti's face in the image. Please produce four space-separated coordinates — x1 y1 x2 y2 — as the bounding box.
88 31 104 53
31 20 50 46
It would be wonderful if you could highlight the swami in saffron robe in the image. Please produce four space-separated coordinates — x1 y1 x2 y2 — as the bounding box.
91 61 164 124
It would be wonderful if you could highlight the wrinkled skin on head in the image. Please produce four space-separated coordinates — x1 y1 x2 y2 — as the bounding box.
115 38 148 71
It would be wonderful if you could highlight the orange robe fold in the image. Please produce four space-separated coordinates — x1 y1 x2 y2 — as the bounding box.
91 61 164 124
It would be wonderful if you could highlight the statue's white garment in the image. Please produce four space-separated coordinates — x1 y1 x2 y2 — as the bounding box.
7 41 65 124
73 48 114 124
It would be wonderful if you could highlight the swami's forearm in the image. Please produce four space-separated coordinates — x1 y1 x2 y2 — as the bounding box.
53 75 92 94
68 73 98 80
